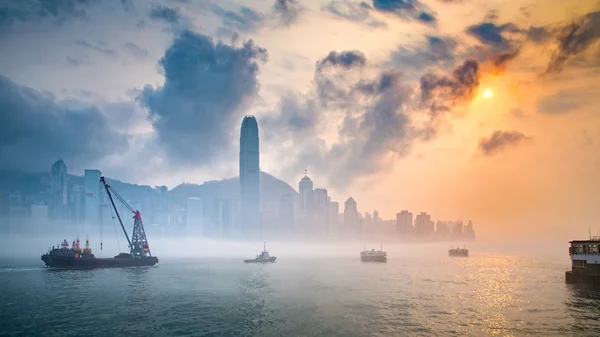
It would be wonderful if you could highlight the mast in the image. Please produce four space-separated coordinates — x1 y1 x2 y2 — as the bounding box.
100 176 133 253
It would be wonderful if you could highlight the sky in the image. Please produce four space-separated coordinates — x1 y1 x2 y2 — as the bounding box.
0 0 599 241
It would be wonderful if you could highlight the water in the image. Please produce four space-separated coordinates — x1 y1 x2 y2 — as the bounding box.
1 254 599 336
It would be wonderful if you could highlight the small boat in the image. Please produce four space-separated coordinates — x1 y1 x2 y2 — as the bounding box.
244 242 276 263
361 243 387 262
448 244 469 257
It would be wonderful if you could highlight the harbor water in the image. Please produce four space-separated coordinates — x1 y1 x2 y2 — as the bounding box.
1 252 599 336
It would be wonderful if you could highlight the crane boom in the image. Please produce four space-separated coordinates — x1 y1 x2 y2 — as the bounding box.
100 176 133 251
100 176 152 258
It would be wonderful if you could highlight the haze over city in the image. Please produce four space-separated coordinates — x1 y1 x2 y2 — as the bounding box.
1 0 599 245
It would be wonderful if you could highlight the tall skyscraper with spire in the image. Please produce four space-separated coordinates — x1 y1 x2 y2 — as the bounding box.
239 115 260 238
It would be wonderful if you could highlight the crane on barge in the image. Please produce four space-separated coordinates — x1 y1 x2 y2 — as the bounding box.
40 176 158 268
100 176 152 258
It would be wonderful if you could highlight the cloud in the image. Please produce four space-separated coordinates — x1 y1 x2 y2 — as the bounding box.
390 35 457 72
0 0 131 30
477 130 532 156
466 22 522 52
537 91 584 114
419 59 480 115
273 0 303 26
545 11 600 74
149 5 181 24
323 1 387 28
75 39 117 58
314 50 368 105
263 50 441 189
66 56 83 67
0 74 128 171
212 5 264 32
372 0 437 25
138 30 268 166
124 42 148 59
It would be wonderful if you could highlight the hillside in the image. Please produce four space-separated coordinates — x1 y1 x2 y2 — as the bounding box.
169 171 298 208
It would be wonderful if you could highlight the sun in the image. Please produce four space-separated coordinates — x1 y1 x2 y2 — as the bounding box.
483 89 493 99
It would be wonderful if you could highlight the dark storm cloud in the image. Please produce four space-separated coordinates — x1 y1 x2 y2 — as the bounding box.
124 42 148 59
212 5 264 32
323 0 387 28
317 50 367 70
75 39 117 58
545 11 600 74
138 30 267 166
0 0 131 29
372 0 436 25
149 5 180 24
315 50 367 105
0 74 128 171
391 35 457 71
419 59 480 115
466 22 522 52
273 0 303 26
477 130 531 157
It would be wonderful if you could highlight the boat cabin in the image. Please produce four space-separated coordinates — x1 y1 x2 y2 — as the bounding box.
569 239 600 272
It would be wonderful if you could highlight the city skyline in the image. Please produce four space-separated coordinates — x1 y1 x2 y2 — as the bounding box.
0 1 599 241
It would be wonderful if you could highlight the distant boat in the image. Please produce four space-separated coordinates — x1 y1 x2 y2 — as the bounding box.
244 242 277 263
361 242 387 262
448 244 469 257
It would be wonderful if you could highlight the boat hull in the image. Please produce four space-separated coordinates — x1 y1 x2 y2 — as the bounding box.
360 256 387 262
244 257 276 263
448 253 469 257
41 255 159 269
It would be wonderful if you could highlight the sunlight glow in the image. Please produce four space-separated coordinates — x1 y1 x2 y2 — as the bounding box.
483 89 493 99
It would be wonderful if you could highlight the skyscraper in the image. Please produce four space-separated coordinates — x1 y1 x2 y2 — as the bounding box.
239 115 260 238
50 159 68 219
84 169 102 234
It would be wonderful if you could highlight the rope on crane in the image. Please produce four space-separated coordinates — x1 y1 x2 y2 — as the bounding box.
108 200 121 253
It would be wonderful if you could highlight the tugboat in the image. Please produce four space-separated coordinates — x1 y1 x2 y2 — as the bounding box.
360 243 387 262
41 176 158 269
448 244 469 257
566 230 600 286
244 242 276 263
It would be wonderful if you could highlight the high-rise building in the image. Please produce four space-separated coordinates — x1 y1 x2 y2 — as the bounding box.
453 220 464 237
415 212 434 235
299 170 313 215
84 169 102 233
436 220 449 237
313 188 329 236
329 201 340 230
186 197 203 236
239 115 260 238
464 220 475 240
344 197 360 236
50 159 68 219
373 210 380 225
396 210 413 234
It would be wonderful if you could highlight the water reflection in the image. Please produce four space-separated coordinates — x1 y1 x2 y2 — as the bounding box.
566 285 600 334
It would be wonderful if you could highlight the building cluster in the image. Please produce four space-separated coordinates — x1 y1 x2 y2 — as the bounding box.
0 115 476 242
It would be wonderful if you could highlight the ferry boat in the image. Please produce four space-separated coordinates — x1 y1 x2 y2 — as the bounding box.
360 243 387 262
244 242 276 263
448 245 469 257
566 233 600 286
41 176 158 269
